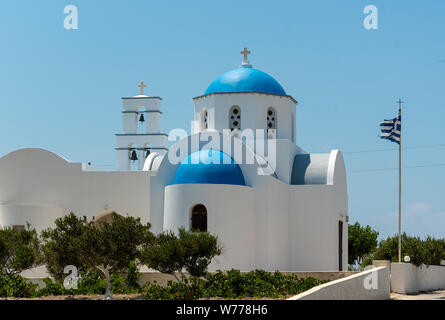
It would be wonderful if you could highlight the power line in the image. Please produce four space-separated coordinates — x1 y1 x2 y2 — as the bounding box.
343 143 445 154
348 163 445 173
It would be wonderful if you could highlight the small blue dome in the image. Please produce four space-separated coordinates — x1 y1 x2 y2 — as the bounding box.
204 67 286 96
173 149 246 186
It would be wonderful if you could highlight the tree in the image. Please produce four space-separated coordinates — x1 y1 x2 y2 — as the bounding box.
42 212 154 299
41 213 89 281
348 222 378 266
373 233 445 266
0 224 41 276
178 228 223 277
141 230 186 282
80 212 154 299
141 227 222 282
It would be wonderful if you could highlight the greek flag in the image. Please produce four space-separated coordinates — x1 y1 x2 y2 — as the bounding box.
380 115 401 144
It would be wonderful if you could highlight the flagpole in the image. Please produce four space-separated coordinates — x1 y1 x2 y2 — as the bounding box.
397 101 402 263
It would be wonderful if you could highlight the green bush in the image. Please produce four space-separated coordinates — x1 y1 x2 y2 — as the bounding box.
0 274 39 298
203 270 323 298
125 260 141 291
143 269 325 300
144 279 204 300
373 233 445 266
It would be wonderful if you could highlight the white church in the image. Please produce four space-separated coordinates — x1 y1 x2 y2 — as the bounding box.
0 49 348 271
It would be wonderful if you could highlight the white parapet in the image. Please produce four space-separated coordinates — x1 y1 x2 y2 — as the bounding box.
287 267 390 300
391 262 445 294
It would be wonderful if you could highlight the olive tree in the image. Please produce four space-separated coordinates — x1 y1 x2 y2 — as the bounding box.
0 224 41 276
41 213 89 280
42 212 154 299
79 212 154 299
141 227 222 282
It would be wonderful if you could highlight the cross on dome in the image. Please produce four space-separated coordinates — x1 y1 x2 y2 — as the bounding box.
240 47 252 68
137 81 147 95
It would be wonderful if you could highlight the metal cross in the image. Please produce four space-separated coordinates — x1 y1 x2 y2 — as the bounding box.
240 47 251 62
137 81 147 95
396 98 404 109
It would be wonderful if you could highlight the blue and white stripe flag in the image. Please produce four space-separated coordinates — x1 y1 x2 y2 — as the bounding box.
380 115 401 144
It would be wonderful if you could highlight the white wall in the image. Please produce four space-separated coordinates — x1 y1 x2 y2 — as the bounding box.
0 148 151 231
154 131 348 271
288 267 390 300
0 205 65 230
163 184 255 271
391 263 445 294
193 93 297 141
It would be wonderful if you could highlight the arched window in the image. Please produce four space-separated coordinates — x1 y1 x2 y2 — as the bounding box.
229 106 241 132
190 204 207 232
143 143 152 159
128 143 139 171
201 108 208 131
267 107 276 129
137 107 147 134
267 107 276 139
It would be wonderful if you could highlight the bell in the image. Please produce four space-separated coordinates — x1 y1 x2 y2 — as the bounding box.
139 113 145 123
144 148 150 158
130 150 138 162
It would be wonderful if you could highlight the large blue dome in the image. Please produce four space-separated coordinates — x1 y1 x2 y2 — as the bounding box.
173 149 246 186
204 67 286 96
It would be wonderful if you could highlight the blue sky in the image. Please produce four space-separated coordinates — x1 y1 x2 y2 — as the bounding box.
1 0 444 239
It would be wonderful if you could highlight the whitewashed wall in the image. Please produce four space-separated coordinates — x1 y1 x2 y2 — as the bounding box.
163 184 255 271
391 263 445 294
288 267 390 300
0 148 151 231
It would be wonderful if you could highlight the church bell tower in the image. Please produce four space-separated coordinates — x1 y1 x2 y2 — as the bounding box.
115 81 168 171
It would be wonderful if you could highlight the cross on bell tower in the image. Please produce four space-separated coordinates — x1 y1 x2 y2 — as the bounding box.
240 47 252 68
137 81 147 96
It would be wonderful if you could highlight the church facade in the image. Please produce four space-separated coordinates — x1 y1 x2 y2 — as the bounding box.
0 50 348 271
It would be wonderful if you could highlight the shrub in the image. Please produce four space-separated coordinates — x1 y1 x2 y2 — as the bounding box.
34 267 142 297
144 279 203 300
125 260 141 291
0 274 39 298
142 269 325 300
35 277 73 297
203 270 324 298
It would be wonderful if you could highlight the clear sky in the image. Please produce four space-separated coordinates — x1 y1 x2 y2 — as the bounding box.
1 0 444 239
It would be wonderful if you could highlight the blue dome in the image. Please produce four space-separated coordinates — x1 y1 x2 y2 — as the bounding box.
173 149 246 186
204 67 286 96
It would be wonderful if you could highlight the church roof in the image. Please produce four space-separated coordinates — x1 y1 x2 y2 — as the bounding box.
204 66 287 96
173 149 246 186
